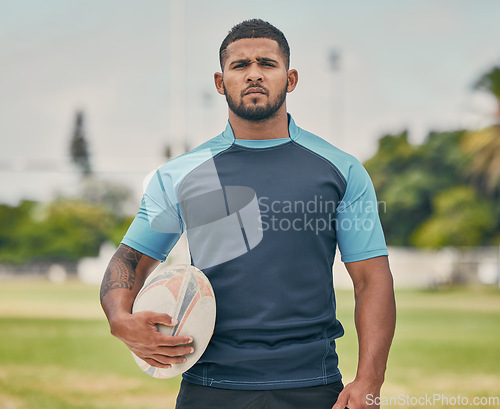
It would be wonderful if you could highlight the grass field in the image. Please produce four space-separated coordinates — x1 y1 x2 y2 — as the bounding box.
0 279 499 409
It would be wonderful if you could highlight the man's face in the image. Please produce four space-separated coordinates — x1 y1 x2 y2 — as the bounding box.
215 38 293 121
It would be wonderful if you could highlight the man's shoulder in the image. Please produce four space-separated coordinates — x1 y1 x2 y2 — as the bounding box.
147 132 231 193
293 126 363 182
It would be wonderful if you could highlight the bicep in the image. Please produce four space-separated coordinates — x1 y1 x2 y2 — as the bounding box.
336 161 388 264
344 256 393 294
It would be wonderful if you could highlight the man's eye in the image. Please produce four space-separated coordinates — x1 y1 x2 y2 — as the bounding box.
234 63 246 69
261 62 274 67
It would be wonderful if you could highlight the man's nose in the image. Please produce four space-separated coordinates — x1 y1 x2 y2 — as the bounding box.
245 64 263 82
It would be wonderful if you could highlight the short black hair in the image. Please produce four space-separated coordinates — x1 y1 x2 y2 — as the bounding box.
219 19 290 71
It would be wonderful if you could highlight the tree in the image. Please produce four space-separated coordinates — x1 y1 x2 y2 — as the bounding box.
474 66 500 117
0 198 132 264
364 131 427 245
69 110 92 176
7 199 112 262
411 186 496 248
0 201 37 263
361 125 500 247
462 125 500 196
364 129 470 246
463 66 500 197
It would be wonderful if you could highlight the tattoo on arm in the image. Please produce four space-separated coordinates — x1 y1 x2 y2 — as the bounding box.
100 246 143 301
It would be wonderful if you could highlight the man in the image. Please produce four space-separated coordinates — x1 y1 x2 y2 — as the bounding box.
100 19 396 409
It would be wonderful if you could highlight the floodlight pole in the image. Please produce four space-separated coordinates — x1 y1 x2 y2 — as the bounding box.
169 0 188 156
329 48 344 150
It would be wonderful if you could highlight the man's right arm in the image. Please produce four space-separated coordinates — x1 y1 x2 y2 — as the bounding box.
100 243 194 369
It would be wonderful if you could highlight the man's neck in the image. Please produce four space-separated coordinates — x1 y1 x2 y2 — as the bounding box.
228 107 290 140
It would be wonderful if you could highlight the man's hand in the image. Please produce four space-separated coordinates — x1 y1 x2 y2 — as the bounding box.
332 377 382 409
110 310 194 368
100 245 194 368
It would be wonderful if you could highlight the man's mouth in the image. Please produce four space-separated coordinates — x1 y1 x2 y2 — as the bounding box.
243 87 267 96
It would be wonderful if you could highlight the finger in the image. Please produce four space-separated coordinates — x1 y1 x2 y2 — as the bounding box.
155 334 194 347
141 352 191 367
332 390 349 409
150 354 188 365
143 358 172 369
157 345 195 357
132 345 194 366
147 312 177 327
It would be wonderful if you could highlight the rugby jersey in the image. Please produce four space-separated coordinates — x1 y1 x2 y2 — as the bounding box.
122 114 388 390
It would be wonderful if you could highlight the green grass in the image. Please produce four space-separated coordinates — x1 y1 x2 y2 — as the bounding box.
0 280 499 408
335 287 500 407
0 280 181 409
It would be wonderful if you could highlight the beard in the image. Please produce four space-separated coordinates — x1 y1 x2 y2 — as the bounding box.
224 80 288 121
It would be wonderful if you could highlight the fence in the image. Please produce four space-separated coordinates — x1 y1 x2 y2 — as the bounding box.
334 246 500 289
1 239 499 289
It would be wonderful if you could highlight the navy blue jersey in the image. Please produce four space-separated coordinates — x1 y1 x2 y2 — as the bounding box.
123 114 388 390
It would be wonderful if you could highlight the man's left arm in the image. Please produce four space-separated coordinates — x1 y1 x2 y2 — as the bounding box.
333 255 396 409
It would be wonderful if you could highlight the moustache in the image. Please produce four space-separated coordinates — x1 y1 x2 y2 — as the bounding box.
242 85 269 96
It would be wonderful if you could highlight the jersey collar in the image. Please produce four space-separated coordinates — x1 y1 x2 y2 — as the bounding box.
222 113 301 143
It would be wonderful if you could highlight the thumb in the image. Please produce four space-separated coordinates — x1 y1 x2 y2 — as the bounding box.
332 389 349 409
147 311 178 327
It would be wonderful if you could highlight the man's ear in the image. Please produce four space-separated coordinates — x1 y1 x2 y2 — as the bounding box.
214 72 225 95
286 69 298 93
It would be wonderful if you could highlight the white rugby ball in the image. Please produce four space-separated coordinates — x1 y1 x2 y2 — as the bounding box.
131 264 216 379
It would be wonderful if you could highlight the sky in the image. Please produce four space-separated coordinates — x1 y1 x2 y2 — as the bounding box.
1 0 500 205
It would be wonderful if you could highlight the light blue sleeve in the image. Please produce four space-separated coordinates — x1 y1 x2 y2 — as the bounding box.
121 170 183 261
336 160 388 263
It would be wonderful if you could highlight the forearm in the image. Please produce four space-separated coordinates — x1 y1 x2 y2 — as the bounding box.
99 244 192 367
353 269 396 383
100 244 158 330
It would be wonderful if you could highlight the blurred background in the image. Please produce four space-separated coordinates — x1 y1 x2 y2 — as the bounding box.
1 1 499 408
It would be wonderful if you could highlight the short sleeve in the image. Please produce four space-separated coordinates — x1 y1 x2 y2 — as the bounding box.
121 170 183 261
336 160 388 263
